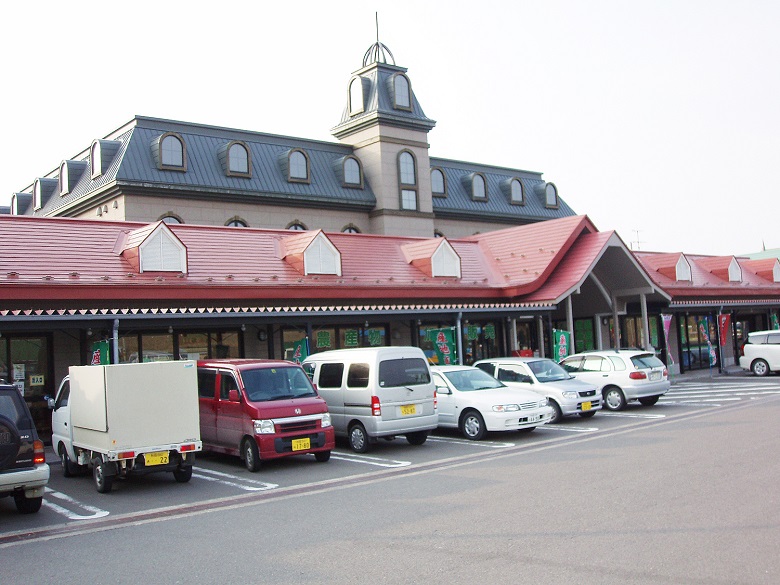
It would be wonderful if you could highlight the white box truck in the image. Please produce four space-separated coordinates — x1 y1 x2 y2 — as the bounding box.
49 361 202 493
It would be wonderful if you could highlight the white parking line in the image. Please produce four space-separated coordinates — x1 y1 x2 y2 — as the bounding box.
42 487 110 520
427 436 515 448
541 425 599 433
193 468 278 491
598 412 667 419
329 453 411 468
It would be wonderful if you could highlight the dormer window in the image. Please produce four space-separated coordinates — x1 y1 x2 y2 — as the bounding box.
349 77 365 115
431 168 447 197
510 179 524 204
288 149 310 183
140 227 187 272
544 183 559 208
392 73 412 111
304 234 341 275
676 255 692 281
90 139 121 179
91 141 101 178
152 133 187 171
398 150 418 211
728 257 742 282
59 162 69 196
343 156 363 187
228 142 250 176
471 173 487 201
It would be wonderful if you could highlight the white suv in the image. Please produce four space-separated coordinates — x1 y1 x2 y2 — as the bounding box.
739 330 780 376
559 349 670 411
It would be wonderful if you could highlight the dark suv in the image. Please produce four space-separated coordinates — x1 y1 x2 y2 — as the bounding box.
0 383 50 513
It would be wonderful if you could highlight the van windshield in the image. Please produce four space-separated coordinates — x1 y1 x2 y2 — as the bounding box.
378 358 431 387
240 366 318 402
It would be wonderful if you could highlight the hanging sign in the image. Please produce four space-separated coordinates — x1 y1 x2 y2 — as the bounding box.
661 314 674 364
284 337 309 364
428 328 457 365
718 314 731 347
91 340 111 365
553 329 571 360
698 319 717 366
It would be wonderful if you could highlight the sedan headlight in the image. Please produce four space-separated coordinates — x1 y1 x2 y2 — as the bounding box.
538 398 549 408
561 391 578 399
253 419 275 434
321 412 332 428
492 404 520 412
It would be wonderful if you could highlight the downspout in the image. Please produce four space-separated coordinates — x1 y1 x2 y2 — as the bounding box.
112 319 120 364
456 312 463 365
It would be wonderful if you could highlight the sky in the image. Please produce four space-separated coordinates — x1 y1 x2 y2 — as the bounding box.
1 0 778 256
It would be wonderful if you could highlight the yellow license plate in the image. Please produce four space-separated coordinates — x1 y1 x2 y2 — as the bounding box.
143 451 169 466
400 404 417 416
581 401 592 411
291 438 311 451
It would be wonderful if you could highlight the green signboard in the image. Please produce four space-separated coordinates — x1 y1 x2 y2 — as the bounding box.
284 337 309 364
553 329 571 361
428 328 457 365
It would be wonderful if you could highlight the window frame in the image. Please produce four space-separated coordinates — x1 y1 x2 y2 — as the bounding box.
470 173 488 201
392 72 412 111
431 167 447 197
544 182 559 209
342 156 363 188
287 149 311 184
349 76 365 116
226 141 251 178
510 178 525 205
397 150 418 211
158 132 187 172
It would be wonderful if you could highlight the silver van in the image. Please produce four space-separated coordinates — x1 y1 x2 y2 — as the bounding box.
302 347 438 452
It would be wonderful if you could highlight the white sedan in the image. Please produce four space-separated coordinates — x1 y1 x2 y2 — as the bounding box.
431 365 553 440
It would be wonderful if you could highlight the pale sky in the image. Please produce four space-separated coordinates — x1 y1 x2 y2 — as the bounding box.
2 0 778 256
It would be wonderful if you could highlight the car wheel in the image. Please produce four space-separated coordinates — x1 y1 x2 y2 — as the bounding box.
579 410 597 418
173 465 193 482
59 445 79 478
752 359 770 377
406 431 428 446
14 493 43 514
638 395 660 406
242 438 261 472
459 410 486 441
603 386 627 411
0 415 21 469
93 458 114 493
548 400 563 424
314 450 331 463
348 423 371 453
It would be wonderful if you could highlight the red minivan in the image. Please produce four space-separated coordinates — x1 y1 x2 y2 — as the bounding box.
196 359 335 471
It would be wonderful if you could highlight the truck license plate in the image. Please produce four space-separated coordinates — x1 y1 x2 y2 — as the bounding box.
291 438 310 451
400 404 417 416
144 451 169 466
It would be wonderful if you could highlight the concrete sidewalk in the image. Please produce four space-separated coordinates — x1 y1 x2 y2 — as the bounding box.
669 364 748 384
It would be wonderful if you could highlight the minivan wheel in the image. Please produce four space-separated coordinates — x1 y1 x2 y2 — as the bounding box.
460 410 486 441
548 400 563 424
348 423 371 453
603 386 627 411
752 359 770 377
242 439 261 472
406 431 428 446
314 450 331 463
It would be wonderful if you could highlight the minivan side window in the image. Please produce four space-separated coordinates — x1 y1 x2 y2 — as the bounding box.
319 363 345 388
608 356 627 371
220 373 240 400
347 363 370 388
197 369 217 398
378 358 430 387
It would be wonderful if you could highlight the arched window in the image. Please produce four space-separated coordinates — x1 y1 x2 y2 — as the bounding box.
342 225 361 234
349 77 364 115
289 150 309 182
398 151 417 211
225 218 248 227
471 174 487 200
343 157 362 186
544 183 558 208
510 179 524 204
228 143 250 175
91 141 102 178
287 221 307 231
159 214 183 225
161 135 184 168
59 162 69 195
431 168 446 196
393 73 411 110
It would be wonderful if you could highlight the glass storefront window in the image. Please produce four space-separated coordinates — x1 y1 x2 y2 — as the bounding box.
2 335 52 439
142 333 175 362
178 332 209 360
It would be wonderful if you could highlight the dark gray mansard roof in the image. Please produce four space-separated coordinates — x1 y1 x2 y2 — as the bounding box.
12 116 576 222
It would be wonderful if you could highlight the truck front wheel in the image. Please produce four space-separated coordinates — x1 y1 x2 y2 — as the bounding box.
93 458 115 493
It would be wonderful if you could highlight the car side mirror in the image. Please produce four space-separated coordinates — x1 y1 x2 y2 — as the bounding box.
46 396 55 409
228 389 240 402
436 386 451 395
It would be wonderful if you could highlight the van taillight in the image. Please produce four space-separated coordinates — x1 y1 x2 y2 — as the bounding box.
33 440 45 465
371 395 381 416
629 371 647 380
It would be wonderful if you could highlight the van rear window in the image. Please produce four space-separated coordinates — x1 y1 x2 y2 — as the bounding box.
378 358 431 387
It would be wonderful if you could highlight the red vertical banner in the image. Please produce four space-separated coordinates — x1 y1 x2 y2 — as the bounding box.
718 314 731 347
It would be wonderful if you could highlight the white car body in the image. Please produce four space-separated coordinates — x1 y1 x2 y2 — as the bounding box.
430 366 552 440
738 330 780 376
559 349 670 410
472 357 601 421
